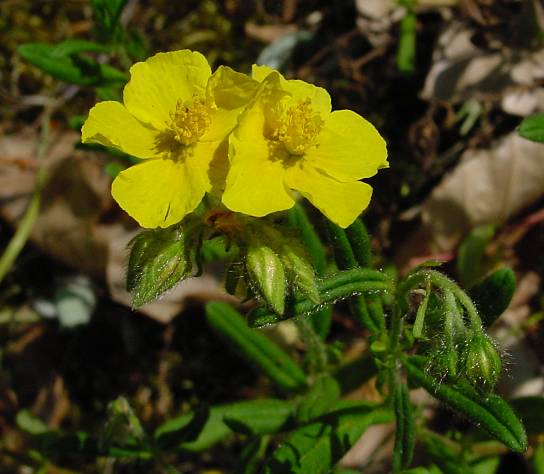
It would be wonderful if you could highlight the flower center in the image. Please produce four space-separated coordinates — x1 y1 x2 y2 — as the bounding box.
169 96 212 146
274 99 323 156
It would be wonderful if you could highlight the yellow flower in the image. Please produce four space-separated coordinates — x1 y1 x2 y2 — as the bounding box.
222 65 388 228
82 50 258 228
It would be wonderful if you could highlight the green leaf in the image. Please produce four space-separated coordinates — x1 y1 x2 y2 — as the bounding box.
392 382 415 472
518 113 544 142
223 399 296 436
263 403 393 473
423 434 471 474
509 396 544 435
396 10 417 73
470 268 516 327
296 376 341 423
457 225 495 288
155 399 295 452
18 42 127 86
205 302 307 393
345 218 372 268
403 356 527 452
91 0 127 42
16 410 49 435
534 442 544 474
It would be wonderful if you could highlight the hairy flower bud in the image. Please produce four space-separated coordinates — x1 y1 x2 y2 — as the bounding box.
280 246 321 305
127 227 192 308
465 333 502 393
246 243 286 315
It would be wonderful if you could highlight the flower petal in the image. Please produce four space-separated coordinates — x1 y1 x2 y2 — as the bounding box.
306 110 388 182
123 50 211 128
81 101 158 159
208 65 259 110
111 158 206 228
222 135 294 216
252 64 275 82
252 64 331 117
286 163 373 228
222 72 295 216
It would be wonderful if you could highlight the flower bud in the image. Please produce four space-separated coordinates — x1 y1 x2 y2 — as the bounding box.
246 243 286 315
280 246 321 305
127 227 192 308
465 334 501 393
427 344 460 382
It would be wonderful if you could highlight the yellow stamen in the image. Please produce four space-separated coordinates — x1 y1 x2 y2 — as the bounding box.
169 96 212 146
275 99 323 155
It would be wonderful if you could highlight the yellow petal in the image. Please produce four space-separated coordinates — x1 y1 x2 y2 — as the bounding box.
187 139 228 197
123 50 211 128
201 107 242 143
252 64 275 82
223 135 294 216
208 65 259 110
222 72 295 216
252 64 331 117
306 110 388 182
286 163 373 228
111 158 207 228
81 101 158 159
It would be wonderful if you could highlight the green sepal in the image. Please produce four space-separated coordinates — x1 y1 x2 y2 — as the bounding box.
246 242 286 315
126 227 193 308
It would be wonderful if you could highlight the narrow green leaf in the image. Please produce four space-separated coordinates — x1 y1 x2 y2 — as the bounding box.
518 113 544 142
457 225 495 288
423 434 470 474
263 403 393 473
49 39 111 56
392 382 415 472
534 442 544 474
91 0 127 42
206 302 307 392
396 10 417 73
345 218 372 268
287 204 327 274
155 399 295 452
224 399 296 436
470 268 516 327
296 376 341 423
18 42 127 86
248 274 391 327
403 356 527 452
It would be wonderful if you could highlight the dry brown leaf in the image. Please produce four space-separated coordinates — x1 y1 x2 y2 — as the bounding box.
421 132 544 252
0 131 229 323
422 20 544 116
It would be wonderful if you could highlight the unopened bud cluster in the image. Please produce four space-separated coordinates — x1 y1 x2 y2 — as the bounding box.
420 287 502 393
242 222 320 315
